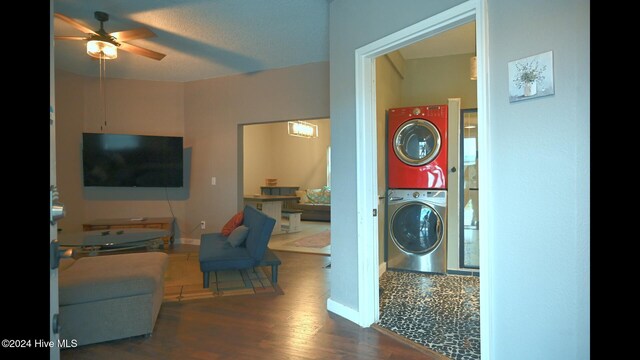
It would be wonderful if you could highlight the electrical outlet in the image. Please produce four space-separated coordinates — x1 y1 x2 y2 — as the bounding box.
200 221 206 229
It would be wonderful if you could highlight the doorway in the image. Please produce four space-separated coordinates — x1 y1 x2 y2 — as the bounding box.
240 119 332 256
353 0 490 357
375 20 480 360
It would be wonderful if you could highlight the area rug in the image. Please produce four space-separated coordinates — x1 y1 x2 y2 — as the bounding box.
163 253 283 303
268 229 330 255
285 230 330 248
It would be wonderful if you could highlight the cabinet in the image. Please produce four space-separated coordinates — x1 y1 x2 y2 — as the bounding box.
83 217 174 248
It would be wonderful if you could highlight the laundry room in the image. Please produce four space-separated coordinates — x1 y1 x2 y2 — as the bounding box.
374 21 481 360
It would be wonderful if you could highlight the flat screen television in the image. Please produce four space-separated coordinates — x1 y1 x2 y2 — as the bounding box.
82 133 183 187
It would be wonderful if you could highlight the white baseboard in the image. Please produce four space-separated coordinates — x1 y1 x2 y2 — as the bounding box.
178 237 200 245
327 298 360 325
379 261 387 277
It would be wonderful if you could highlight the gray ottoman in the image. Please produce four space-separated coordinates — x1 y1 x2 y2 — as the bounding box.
59 252 168 346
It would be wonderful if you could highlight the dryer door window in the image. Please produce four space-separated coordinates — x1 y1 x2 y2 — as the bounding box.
393 119 441 166
390 202 443 254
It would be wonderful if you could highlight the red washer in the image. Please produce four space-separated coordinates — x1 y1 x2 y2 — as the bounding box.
388 105 448 189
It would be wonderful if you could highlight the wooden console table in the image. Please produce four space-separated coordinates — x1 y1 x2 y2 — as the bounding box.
261 186 300 209
83 217 175 248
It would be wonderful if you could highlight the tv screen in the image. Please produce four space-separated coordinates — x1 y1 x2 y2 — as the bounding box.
83 133 183 187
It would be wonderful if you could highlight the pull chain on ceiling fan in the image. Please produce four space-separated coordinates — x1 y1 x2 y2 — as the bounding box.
99 55 107 131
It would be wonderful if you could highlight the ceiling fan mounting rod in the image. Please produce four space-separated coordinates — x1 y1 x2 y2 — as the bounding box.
94 11 109 33
92 11 117 44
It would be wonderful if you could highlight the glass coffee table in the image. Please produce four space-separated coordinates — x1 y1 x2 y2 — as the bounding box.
58 228 171 256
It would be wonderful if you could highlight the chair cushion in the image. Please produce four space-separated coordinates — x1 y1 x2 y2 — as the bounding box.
227 225 249 247
243 205 276 261
221 211 244 236
199 232 254 272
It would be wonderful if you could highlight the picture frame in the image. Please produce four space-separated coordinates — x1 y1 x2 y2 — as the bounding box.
508 51 554 103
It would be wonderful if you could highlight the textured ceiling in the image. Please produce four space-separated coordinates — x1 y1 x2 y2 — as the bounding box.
399 21 475 59
53 0 329 82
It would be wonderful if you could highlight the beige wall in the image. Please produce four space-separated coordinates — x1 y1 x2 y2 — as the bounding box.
185 62 330 237
243 119 331 196
55 69 187 236
243 123 276 195
401 53 477 109
56 62 328 240
375 54 403 265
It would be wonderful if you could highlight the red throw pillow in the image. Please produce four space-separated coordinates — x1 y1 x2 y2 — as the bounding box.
221 211 244 236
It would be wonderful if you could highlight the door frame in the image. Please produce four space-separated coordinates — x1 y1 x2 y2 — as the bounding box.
354 0 492 357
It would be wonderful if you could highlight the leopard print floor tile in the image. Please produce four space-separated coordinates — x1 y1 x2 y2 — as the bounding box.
378 271 480 360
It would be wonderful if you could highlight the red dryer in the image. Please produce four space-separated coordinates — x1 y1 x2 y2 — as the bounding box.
387 105 448 189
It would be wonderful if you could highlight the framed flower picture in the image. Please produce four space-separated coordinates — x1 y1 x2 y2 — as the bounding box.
508 51 554 103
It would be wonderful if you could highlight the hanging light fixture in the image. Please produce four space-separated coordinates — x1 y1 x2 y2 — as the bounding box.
87 39 118 60
288 121 318 138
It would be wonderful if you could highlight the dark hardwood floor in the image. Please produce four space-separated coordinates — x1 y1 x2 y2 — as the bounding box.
62 245 435 359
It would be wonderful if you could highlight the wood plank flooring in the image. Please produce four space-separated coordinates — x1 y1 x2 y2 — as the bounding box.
61 246 436 359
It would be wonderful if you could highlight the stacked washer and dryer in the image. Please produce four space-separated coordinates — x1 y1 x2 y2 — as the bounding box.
386 105 448 274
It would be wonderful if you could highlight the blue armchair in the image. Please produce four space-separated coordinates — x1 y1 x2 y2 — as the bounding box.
199 205 277 288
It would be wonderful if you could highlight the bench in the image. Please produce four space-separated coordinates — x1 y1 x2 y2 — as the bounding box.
281 209 303 233
200 205 279 288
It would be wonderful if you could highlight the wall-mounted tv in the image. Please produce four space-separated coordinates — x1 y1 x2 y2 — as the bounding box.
82 133 183 188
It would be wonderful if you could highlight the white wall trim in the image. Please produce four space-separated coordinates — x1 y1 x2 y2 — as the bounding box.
354 33 380 327
475 1 492 358
353 2 491 358
327 298 360 324
178 237 201 245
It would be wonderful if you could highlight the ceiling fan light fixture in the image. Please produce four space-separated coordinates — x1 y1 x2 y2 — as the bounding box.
87 40 117 59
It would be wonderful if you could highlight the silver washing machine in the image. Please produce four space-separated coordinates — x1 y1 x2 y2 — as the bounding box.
386 189 447 274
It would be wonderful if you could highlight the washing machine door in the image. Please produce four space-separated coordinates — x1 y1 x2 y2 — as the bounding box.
393 119 441 166
390 202 443 254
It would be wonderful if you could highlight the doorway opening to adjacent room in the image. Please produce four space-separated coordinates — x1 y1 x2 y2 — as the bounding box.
239 118 332 256
352 0 490 358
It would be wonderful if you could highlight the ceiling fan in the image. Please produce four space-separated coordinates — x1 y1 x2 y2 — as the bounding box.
54 11 166 61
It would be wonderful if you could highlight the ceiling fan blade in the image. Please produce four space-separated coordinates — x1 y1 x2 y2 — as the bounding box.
54 13 98 35
119 42 166 61
110 28 156 42
55 36 88 41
